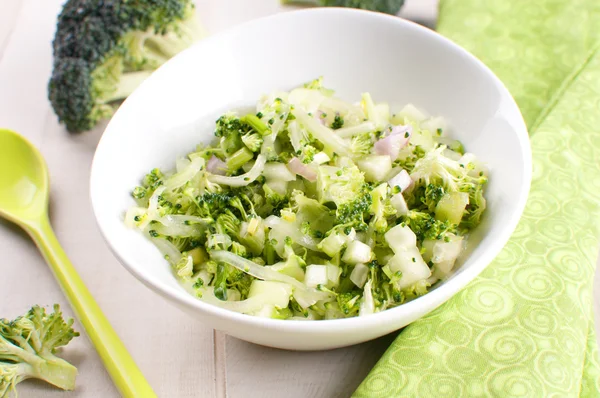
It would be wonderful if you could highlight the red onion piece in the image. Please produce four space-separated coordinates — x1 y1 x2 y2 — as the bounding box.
374 125 412 160
288 157 317 182
207 155 227 175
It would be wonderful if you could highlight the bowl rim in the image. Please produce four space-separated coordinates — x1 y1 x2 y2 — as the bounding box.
90 7 532 334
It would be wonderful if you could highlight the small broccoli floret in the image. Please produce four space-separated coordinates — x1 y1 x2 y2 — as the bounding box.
242 132 264 152
49 0 205 133
280 0 405 15
316 163 365 206
403 211 455 242
336 291 362 316
214 113 248 155
409 145 488 228
407 183 445 213
0 305 79 396
335 191 372 232
350 133 374 155
331 114 344 130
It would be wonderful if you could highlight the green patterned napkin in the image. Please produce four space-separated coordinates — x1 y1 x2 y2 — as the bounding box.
354 0 600 396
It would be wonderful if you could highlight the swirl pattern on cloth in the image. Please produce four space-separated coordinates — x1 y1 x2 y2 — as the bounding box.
354 0 600 396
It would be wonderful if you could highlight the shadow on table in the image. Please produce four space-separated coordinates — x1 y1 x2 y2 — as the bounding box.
225 331 400 398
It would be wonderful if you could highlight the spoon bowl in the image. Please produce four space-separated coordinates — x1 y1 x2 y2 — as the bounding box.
0 129 48 224
0 128 156 397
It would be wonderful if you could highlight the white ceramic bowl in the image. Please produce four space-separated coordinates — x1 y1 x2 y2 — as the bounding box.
90 8 531 351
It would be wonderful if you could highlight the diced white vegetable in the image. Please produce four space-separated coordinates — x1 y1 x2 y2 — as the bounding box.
361 93 387 130
357 155 392 182
459 152 489 178
409 129 436 151
390 193 409 215
312 151 331 164
375 103 390 125
420 116 447 133
263 162 297 182
342 240 372 264
394 104 428 123
384 224 417 253
248 281 292 310
387 169 412 192
350 263 369 288
304 265 329 288
326 264 342 287
388 247 431 289
359 279 375 316
288 88 325 113
253 304 277 318
269 259 305 281
265 180 288 196
432 236 464 264
434 260 455 279
425 235 464 279
318 232 347 257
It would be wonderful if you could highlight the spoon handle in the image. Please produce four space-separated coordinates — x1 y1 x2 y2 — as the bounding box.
27 214 157 398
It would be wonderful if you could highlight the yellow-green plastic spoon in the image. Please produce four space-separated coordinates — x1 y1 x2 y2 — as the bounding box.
0 128 156 398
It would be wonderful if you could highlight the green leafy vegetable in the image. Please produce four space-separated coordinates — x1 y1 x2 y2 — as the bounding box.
48 0 205 133
0 305 79 397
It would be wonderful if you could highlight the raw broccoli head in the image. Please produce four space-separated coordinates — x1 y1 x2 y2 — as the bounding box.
281 0 405 15
0 305 79 396
48 0 204 133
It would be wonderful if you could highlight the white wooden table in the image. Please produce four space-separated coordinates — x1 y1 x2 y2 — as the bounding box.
0 1 597 397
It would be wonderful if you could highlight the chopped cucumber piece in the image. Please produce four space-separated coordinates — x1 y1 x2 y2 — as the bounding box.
435 191 469 225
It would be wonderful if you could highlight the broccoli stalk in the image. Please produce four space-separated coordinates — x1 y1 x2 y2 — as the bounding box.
0 305 79 396
48 0 205 133
280 0 405 15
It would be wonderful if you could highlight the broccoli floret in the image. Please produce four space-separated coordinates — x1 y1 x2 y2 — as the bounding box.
280 0 405 15
48 0 204 133
316 163 365 206
408 183 445 213
195 192 233 220
335 190 372 232
214 113 249 155
298 144 320 164
242 132 264 152
0 305 79 396
336 291 362 316
331 114 344 130
350 133 374 155
409 145 488 228
461 179 487 228
403 211 455 242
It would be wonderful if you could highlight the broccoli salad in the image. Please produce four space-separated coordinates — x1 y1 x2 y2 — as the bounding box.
125 77 488 320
